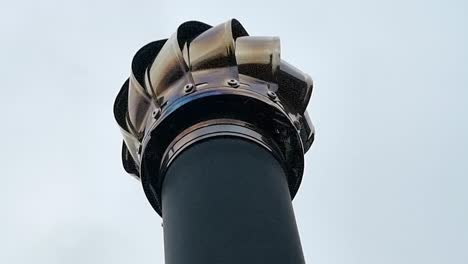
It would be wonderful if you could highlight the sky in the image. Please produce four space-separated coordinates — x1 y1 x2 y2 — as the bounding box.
1 0 467 263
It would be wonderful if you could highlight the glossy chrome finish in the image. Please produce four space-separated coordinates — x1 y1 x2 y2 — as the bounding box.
113 19 315 215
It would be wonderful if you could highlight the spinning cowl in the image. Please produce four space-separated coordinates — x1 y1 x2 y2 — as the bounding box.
113 19 314 215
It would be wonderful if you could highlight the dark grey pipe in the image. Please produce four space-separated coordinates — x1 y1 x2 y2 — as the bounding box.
161 137 305 264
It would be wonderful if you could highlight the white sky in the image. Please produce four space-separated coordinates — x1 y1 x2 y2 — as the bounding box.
1 0 467 263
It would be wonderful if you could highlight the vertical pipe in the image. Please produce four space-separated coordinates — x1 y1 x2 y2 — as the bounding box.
161 137 305 264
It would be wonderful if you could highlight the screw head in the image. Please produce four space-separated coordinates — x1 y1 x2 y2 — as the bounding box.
267 91 277 100
184 83 195 93
227 79 240 88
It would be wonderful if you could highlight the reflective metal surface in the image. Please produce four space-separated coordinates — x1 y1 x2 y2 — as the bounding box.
113 19 315 215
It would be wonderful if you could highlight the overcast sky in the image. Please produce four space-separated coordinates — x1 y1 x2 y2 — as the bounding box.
1 0 467 263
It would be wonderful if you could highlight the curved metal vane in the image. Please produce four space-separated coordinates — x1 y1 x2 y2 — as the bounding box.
114 19 315 215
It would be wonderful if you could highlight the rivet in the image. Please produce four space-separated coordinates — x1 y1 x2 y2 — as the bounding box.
227 79 240 88
184 83 195 93
267 91 277 100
